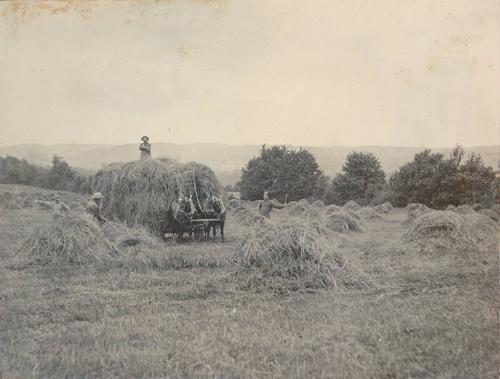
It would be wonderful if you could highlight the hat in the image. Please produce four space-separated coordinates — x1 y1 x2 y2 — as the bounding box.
141 136 150 142
263 191 269 196
91 192 104 200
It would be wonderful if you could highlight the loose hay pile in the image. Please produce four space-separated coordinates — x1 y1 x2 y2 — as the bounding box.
231 205 266 226
14 213 164 269
92 158 223 236
323 210 364 233
403 210 497 250
14 213 119 267
236 219 366 292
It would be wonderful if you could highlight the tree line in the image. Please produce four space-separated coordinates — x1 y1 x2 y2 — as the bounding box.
239 145 498 208
0 155 92 194
1 146 498 208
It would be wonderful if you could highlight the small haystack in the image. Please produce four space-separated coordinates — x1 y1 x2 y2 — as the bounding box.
455 204 476 215
14 213 119 267
403 210 496 250
91 158 223 236
231 205 266 226
445 204 456 211
492 204 500 216
236 219 365 291
343 200 361 210
358 207 386 221
405 203 431 224
312 199 325 208
374 202 393 214
324 210 363 233
287 201 311 216
479 209 499 223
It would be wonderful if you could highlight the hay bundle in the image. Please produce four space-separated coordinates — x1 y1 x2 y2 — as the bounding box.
237 219 363 291
445 204 456 211
403 210 496 249
374 202 393 214
324 210 363 233
343 200 361 210
91 158 223 236
14 213 119 267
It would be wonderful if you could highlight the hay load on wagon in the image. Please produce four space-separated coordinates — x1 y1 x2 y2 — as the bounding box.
91 158 224 237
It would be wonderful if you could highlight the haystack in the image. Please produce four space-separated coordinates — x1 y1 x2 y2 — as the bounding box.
324 210 363 233
324 204 341 214
358 207 386 220
492 204 500 216
374 202 393 214
14 213 119 267
312 199 325 208
343 200 361 210
287 202 311 216
236 219 364 291
403 210 497 249
479 209 499 223
91 158 223 236
405 203 431 224
454 204 475 214
445 204 456 211
231 205 266 226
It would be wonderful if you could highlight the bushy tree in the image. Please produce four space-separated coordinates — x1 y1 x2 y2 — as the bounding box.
390 146 496 208
0 156 47 185
239 145 322 202
324 152 386 206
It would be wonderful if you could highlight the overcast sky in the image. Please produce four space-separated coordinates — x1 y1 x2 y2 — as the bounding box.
0 0 498 147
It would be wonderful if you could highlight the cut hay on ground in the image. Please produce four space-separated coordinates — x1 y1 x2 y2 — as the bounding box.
236 219 366 292
403 210 497 250
323 210 364 233
91 158 223 236
0 191 84 210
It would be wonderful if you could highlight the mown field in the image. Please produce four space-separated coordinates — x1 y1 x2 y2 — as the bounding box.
0 184 498 379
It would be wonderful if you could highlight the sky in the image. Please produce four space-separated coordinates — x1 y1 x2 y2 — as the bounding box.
0 0 498 147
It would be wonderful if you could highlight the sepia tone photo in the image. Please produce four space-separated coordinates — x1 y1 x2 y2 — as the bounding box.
0 1 499 378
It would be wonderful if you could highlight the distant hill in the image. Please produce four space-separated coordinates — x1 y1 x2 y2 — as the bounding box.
1 143 498 186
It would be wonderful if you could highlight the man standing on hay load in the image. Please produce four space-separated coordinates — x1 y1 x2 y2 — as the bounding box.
86 192 108 224
139 136 151 159
259 191 285 218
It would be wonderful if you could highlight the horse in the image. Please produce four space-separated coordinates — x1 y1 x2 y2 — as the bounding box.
201 197 226 242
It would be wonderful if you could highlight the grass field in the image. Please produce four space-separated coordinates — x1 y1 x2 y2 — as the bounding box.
0 184 498 379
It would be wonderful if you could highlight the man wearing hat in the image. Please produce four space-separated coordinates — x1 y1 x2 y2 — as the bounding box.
86 192 107 223
139 136 152 159
258 191 285 218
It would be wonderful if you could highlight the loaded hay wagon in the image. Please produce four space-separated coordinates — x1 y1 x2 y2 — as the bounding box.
91 158 226 242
